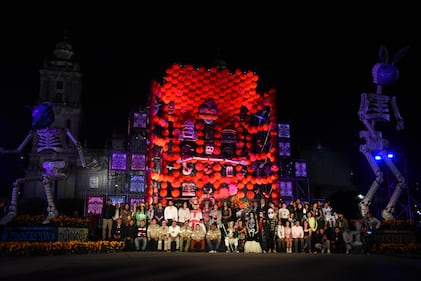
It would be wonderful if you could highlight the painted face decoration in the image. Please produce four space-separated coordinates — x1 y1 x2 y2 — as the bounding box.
268 208 275 219
205 145 214 155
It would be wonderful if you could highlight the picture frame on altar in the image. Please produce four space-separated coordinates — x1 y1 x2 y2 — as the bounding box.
279 181 293 197
181 182 196 197
108 195 125 205
111 152 127 170
278 122 290 138
129 175 145 193
133 113 147 128
130 197 145 207
279 141 291 157
295 161 307 177
131 154 146 170
86 195 104 215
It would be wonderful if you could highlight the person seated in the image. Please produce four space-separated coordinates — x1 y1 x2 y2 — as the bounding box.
224 221 239 253
168 220 181 251
157 220 170 251
206 222 222 253
190 223 206 252
330 226 346 254
313 228 331 254
147 218 160 251
179 220 192 252
134 219 148 251
123 219 138 251
111 217 124 241
342 227 355 254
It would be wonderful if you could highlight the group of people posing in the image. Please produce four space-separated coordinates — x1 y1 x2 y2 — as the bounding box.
100 196 382 254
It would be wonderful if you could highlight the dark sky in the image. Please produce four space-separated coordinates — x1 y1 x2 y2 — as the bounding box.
0 8 420 188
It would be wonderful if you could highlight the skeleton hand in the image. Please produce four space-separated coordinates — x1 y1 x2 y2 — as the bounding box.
396 119 404 131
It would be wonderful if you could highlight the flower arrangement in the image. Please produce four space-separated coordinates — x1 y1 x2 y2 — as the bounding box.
0 240 125 256
10 215 89 227
380 220 416 231
378 242 421 256
50 216 90 227
9 214 90 227
11 214 45 226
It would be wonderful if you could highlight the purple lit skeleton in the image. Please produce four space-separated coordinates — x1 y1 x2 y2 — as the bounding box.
0 102 86 224
358 45 409 221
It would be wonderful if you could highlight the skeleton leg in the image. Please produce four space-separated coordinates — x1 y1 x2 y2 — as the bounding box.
42 176 59 224
381 156 406 221
225 237 230 252
0 178 22 225
0 177 42 225
359 145 384 218
233 238 239 252
229 240 235 253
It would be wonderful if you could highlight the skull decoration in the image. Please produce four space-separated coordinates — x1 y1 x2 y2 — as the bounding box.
205 144 214 155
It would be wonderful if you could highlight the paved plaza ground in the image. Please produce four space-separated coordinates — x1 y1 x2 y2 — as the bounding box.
0 251 419 281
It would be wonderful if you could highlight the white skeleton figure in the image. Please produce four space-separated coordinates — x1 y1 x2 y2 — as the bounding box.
223 221 239 253
358 45 409 221
0 102 86 225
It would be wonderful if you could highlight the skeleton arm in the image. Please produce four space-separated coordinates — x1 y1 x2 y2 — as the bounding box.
0 130 33 155
65 129 86 167
358 93 377 137
390 96 404 131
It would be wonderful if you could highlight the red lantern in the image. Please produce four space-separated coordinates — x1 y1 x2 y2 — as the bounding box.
172 189 180 198
159 189 167 197
246 191 255 200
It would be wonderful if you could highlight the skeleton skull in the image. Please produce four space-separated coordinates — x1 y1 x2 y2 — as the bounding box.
205 145 214 155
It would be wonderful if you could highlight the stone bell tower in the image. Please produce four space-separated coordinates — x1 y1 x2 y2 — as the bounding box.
38 36 82 139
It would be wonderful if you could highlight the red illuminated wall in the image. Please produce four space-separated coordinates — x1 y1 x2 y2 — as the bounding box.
145 64 279 207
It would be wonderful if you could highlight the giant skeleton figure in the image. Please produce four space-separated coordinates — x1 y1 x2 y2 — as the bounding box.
358 45 409 221
0 102 86 224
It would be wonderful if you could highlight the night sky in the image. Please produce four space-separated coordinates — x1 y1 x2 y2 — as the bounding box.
0 8 420 193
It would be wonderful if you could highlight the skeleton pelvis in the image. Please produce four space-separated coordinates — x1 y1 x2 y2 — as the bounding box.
42 160 66 177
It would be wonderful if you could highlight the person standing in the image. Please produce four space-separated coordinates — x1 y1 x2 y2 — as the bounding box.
102 198 116 240
135 204 148 227
178 201 191 226
121 203 131 226
221 200 232 228
154 202 165 225
164 200 178 226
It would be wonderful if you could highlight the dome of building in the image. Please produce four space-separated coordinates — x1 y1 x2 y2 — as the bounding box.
53 40 74 61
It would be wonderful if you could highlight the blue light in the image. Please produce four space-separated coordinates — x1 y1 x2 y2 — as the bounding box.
374 153 395 161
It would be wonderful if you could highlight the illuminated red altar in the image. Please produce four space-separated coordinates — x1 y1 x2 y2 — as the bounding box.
145 64 279 207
